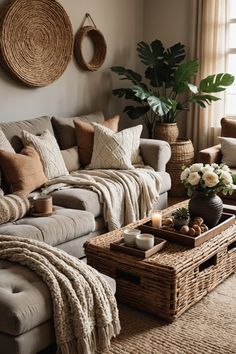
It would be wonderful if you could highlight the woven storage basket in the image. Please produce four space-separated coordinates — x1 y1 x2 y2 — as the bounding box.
154 123 179 143
0 0 73 87
167 139 194 197
74 25 107 71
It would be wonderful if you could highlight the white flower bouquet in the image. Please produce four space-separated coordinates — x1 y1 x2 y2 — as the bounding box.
181 163 234 197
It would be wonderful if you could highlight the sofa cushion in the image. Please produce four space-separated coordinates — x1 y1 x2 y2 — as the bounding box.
0 207 95 246
158 171 172 194
88 124 143 170
219 136 236 167
221 117 236 138
0 260 116 337
0 116 53 152
74 115 120 167
51 188 102 217
22 130 69 180
0 128 15 153
51 111 104 150
0 146 47 195
0 194 30 225
61 146 80 172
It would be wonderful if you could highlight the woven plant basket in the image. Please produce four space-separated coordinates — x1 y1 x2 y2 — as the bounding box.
74 25 107 71
167 139 194 197
0 0 73 87
154 123 179 143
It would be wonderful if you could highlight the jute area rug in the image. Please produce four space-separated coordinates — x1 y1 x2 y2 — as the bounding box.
105 273 236 354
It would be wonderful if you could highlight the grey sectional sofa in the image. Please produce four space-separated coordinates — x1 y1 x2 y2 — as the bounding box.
0 112 171 354
0 112 171 259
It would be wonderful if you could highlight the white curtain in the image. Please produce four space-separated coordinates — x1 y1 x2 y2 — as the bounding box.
187 0 227 152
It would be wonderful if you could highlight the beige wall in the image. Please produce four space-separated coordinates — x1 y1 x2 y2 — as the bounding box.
0 0 191 137
144 0 191 137
0 0 143 123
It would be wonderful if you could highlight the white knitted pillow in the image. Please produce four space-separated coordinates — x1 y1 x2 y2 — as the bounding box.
22 129 69 180
0 128 15 153
0 194 30 225
88 124 143 170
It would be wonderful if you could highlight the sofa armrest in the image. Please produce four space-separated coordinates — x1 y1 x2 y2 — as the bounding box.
140 138 171 172
198 144 222 164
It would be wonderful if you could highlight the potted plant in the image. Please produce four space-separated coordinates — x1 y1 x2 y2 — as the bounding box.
110 39 234 140
172 207 190 229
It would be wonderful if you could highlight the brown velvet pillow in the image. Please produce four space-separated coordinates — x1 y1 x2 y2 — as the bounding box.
0 145 47 196
74 115 120 167
221 117 236 138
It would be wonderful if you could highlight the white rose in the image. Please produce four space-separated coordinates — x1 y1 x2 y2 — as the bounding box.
201 164 214 174
221 164 231 172
190 163 203 173
202 171 219 187
220 170 233 185
187 172 201 186
180 168 190 181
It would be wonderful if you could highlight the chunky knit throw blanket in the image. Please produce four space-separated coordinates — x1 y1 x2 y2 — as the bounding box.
0 235 120 354
42 168 162 231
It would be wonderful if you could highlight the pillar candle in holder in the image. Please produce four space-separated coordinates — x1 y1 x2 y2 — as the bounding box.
151 210 162 228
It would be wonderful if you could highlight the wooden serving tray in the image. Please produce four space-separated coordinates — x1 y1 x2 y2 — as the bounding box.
138 212 235 248
110 237 167 258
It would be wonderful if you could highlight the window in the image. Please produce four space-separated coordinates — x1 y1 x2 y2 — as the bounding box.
226 0 236 116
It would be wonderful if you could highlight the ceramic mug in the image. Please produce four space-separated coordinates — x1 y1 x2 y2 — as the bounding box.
136 233 154 250
123 228 141 246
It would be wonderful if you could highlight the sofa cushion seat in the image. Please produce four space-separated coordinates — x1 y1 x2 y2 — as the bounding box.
0 260 116 338
51 188 103 217
0 207 95 246
158 171 171 194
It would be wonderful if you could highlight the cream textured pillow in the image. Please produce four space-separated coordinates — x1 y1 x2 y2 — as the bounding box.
88 124 143 170
22 129 69 179
220 136 236 167
0 128 15 153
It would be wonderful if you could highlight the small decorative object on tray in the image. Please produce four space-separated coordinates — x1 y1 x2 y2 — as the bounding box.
151 210 162 228
110 236 166 258
139 210 235 247
172 207 190 229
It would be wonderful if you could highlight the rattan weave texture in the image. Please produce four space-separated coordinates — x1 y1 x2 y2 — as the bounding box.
85 201 236 321
0 0 73 87
74 25 107 71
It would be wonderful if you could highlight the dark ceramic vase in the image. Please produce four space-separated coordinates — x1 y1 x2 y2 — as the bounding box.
188 192 223 228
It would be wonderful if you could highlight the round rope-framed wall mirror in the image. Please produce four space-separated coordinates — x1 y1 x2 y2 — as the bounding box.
74 25 107 71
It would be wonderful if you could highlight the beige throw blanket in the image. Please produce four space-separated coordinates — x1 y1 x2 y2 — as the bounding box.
0 235 120 354
42 168 162 230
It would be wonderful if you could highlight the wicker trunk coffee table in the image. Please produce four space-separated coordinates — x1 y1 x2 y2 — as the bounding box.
84 201 236 322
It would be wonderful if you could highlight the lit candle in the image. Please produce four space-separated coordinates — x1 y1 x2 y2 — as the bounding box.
151 210 162 228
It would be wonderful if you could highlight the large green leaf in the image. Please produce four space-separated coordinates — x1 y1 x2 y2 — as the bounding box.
164 42 186 68
123 105 150 119
110 66 142 84
137 40 164 67
132 85 151 101
112 88 142 103
199 73 235 93
174 60 199 93
191 94 220 108
147 96 173 116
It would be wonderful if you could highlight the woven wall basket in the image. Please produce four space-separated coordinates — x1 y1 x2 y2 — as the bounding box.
74 25 107 71
0 0 73 87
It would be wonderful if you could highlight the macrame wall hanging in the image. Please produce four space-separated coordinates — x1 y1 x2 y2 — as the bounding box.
74 13 107 71
0 0 73 87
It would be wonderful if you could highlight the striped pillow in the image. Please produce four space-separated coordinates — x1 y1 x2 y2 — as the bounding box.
0 194 30 225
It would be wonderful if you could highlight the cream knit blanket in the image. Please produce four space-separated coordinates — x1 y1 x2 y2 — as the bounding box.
42 168 162 231
0 235 120 354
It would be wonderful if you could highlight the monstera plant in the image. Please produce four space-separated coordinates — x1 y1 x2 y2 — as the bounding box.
110 39 234 138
